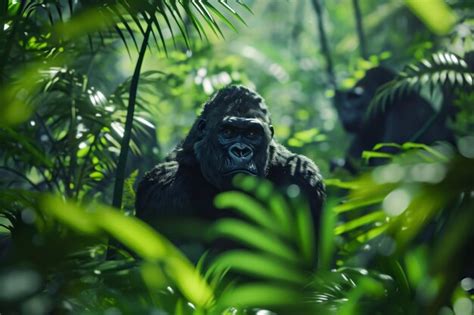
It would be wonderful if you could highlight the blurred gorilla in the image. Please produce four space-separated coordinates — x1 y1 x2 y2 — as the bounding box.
136 85 325 240
333 66 453 173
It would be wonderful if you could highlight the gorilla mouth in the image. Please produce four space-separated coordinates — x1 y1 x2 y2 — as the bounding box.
223 169 257 176
222 158 257 176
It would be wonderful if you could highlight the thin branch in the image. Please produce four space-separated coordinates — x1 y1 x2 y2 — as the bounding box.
290 0 305 59
352 0 367 59
34 112 62 191
310 0 336 88
0 166 41 191
66 78 78 199
74 130 100 199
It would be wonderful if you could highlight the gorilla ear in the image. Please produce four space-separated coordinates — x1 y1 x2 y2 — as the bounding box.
269 124 274 137
197 119 206 133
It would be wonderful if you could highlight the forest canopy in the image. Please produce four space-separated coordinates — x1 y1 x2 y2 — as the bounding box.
0 0 473 314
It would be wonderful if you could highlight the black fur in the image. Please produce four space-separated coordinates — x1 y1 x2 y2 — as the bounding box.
333 66 454 173
136 85 325 235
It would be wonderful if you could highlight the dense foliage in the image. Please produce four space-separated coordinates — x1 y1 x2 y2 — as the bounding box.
0 0 473 314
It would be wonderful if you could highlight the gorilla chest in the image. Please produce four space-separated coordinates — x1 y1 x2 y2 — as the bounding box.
167 167 222 219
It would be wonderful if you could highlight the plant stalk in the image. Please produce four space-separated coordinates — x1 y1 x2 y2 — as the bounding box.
112 20 153 209
352 0 367 59
310 0 336 88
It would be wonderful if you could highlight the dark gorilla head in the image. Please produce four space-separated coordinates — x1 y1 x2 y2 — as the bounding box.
335 66 395 133
177 85 275 190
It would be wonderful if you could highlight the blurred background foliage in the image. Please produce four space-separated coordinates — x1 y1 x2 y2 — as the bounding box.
0 0 473 314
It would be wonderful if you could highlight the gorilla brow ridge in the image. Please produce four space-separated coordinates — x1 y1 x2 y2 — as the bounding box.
201 85 270 121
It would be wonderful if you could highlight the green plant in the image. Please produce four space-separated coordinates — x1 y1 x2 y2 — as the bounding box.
368 52 473 117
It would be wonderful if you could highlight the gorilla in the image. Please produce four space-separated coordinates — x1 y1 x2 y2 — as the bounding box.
136 85 325 241
333 66 454 173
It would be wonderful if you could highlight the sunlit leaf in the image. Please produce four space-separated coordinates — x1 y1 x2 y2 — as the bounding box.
39 195 214 307
405 0 457 35
41 195 100 235
294 199 315 265
214 191 277 233
319 199 338 270
217 283 302 308
335 211 386 235
209 219 299 263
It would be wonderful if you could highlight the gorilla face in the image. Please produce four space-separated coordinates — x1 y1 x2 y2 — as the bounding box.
194 115 272 190
171 85 275 190
335 86 369 133
217 116 270 175
194 113 273 190
335 66 396 134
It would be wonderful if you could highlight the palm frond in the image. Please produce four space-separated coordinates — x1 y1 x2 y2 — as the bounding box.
204 176 405 313
367 52 473 118
80 0 248 52
4 0 247 58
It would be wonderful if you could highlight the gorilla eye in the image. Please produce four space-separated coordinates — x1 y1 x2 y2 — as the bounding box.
354 86 364 95
222 128 233 138
246 129 259 139
346 86 365 100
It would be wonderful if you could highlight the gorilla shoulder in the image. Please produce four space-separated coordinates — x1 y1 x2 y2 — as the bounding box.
135 161 179 220
269 143 325 209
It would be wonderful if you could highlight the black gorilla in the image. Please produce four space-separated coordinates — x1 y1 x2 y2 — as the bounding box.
136 85 325 237
333 66 453 173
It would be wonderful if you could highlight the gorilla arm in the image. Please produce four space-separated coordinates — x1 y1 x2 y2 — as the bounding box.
135 161 181 222
267 142 326 228
135 160 219 225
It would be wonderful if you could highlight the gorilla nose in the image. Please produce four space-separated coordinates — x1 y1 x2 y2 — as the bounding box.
229 143 253 161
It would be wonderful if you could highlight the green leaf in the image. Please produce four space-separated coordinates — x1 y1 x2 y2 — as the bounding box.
208 219 299 263
294 200 315 264
405 0 457 35
463 73 473 85
404 247 428 286
214 191 276 232
335 210 386 235
40 195 214 307
210 251 306 284
318 199 338 270
293 128 319 141
232 175 293 236
334 196 384 213
362 150 394 161
94 206 169 260
164 255 215 308
41 195 100 235
217 283 302 308
206 2 238 33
